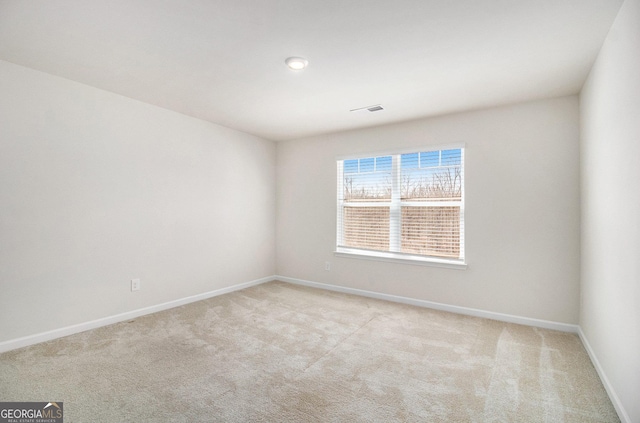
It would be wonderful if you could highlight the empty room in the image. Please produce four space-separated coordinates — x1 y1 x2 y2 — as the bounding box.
0 1 638 422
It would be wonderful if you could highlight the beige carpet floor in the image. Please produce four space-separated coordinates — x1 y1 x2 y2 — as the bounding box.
0 281 619 422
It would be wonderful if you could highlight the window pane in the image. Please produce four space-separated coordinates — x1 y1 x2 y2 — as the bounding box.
402 150 462 200
401 206 460 257
376 156 392 171
343 206 390 251
401 153 419 169
337 147 464 264
420 151 439 167
441 149 461 165
343 156 391 201
344 159 359 174
359 157 375 172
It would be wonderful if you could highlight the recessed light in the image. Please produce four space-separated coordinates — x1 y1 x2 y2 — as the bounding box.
285 57 308 71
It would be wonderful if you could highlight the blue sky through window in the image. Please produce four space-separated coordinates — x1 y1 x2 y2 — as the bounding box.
344 156 392 174
343 155 392 200
420 151 439 167
401 149 461 169
441 149 461 166
400 149 462 199
342 149 461 200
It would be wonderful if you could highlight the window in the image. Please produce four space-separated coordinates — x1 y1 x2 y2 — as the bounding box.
336 146 465 268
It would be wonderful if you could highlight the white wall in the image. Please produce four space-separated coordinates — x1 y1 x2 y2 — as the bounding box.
0 60 276 343
277 96 580 324
580 0 640 421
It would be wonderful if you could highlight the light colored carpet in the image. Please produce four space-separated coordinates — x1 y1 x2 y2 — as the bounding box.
0 281 619 422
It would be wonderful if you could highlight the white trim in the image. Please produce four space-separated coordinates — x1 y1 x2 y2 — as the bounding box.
2 273 625 423
0 275 275 353
337 145 465 268
458 147 466 260
279 275 629 422
399 201 462 207
341 201 462 208
335 248 467 270
578 328 631 423
336 160 345 247
389 154 401 252
276 275 578 333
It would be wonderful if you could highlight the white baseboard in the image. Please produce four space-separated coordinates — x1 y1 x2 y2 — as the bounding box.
578 328 631 423
278 276 634 422
0 274 577 354
1 274 628 422
276 275 579 333
0 275 275 354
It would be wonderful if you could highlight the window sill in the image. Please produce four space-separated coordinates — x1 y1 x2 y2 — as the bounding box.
334 248 467 270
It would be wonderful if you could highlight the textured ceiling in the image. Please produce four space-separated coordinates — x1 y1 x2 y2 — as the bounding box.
0 0 623 141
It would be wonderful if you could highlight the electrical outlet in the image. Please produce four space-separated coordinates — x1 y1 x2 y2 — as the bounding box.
325 261 331 271
131 278 141 292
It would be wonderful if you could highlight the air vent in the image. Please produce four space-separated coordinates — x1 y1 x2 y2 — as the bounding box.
350 104 385 113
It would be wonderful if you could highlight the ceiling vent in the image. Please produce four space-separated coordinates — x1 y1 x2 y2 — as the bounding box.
350 104 385 113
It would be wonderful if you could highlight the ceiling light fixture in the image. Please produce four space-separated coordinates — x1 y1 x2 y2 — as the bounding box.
285 57 308 71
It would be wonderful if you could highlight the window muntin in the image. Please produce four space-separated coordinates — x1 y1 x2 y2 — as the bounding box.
337 147 464 265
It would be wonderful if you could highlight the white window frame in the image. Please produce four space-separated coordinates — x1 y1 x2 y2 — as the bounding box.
335 144 466 269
